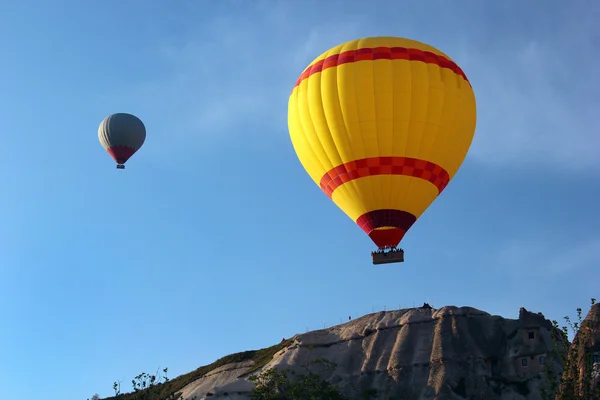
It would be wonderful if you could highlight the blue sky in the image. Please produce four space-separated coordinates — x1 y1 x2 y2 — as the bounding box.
0 0 598 399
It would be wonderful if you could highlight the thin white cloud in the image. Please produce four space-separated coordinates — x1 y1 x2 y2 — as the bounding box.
491 235 600 278
451 1 600 171
114 2 365 159
113 1 600 170
463 35 600 171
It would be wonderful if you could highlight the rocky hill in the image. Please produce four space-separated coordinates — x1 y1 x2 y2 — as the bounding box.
571 303 600 395
103 305 576 400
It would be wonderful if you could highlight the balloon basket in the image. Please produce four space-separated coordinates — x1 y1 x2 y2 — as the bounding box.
116 164 125 169
372 248 404 265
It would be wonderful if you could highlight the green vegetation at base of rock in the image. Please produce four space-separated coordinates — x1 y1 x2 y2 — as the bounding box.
541 298 600 400
249 358 347 400
101 339 293 400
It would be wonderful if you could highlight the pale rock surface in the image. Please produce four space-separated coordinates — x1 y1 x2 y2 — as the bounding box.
177 305 562 400
572 303 600 391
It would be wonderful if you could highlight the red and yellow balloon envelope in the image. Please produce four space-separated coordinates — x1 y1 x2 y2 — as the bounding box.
288 37 477 256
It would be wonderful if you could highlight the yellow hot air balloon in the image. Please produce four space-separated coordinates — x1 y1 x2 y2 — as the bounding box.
288 37 477 264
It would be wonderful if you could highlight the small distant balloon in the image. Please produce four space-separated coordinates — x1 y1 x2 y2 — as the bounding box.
98 113 146 169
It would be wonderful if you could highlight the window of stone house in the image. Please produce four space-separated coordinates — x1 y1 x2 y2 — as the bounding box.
540 356 546 365
528 331 535 339
491 359 500 376
522 358 528 367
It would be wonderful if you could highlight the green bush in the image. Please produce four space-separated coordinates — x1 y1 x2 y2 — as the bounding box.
248 358 347 400
99 339 292 400
542 298 600 400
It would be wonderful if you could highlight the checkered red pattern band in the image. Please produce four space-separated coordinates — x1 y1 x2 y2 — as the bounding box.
319 156 449 199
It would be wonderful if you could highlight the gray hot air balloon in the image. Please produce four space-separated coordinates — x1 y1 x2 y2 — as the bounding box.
98 113 146 169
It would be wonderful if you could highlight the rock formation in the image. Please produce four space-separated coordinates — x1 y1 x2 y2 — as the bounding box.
569 302 600 397
170 305 564 400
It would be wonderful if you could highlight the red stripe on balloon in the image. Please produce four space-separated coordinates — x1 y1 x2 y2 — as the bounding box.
319 156 450 199
356 209 417 248
293 46 470 91
107 146 137 164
